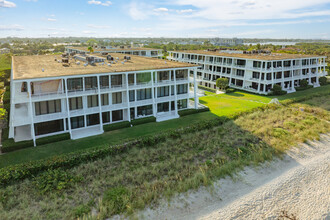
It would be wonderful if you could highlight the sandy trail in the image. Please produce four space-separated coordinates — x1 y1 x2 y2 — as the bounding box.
136 134 330 220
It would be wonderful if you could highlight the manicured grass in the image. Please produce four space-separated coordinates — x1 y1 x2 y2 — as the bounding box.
0 95 328 219
0 111 217 168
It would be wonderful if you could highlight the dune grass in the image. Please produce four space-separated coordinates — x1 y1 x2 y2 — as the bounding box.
0 94 329 219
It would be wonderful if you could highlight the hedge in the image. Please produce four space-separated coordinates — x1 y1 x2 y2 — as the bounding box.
3 88 10 104
131 116 156 126
103 121 131 132
295 85 313 91
198 85 217 93
1 133 71 153
0 117 230 186
225 88 235 93
178 108 209 117
36 133 70 146
1 139 34 153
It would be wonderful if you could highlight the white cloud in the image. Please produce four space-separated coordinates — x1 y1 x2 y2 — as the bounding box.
87 0 112 6
128 2 150 20
47 18 56 22
87 24 111 29
176 9 194 14
82 30 97 34
0 0 16 8
153 7 169 12
0 24 24 31
172 0 330 20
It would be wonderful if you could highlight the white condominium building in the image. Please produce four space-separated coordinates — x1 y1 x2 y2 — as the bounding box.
9 53 199 146
66 46 163 58
168 50 327 94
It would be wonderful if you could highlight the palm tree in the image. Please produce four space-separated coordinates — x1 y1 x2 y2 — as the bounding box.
87 46 94 53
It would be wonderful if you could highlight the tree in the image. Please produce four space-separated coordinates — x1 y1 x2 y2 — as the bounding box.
319 76 327 86
87 46 94 53
271 84 286 95
86 39 97 46
216 78 229 91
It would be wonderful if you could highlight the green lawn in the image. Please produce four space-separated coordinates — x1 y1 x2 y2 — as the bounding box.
0 54 11 71
1 84 329 168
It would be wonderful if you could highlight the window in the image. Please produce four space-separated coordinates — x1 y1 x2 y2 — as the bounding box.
178 99 187 109
71 116 84 129
102 112 110 123
157 86 169 97
129 90 135 102
136 72 151 84
67 78 83 91
69 97 83 110
35 100 61 115
112 92 122 104
253 61 261 68
176 69 188 80
112 110 123 122
157 102 169 112
21 82 27 92
128 74 135 85
236 69 245 77
137 105 153 116
252 72 260 79
158 71 169 81
34 119 64 136
137 88 152 100
111 75 122 87
101 94 109 106
177 84 188 94
85 77 97 90
87 95 99 108
266 73 272 80
87 113 100 126
100 75 109 88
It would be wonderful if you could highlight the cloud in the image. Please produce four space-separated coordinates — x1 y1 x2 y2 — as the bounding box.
0 24 24 31
47 18 56 21
24 0 38 2
82 30 97 34
87 0 112 6
176 9 194 14
128 2 150 20
153 7 169 12
87 24 111 29
0 0 16 8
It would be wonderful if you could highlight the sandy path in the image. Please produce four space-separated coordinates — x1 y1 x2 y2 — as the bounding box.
136 134 330 220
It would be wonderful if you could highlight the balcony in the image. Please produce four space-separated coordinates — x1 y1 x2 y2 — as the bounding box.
34 112 67 123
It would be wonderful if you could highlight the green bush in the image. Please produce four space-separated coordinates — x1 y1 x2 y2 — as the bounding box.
295 85 313 91
2 88 10 104
103 187 131 215
319 76 327 86
103 121 131 132
178 108 209 117
198 85 216 93
36 133 70 146
131 116 156 126
1 139 34 153
33 169 82 194
271 84 287 95
299 79 308 88
225 88 235 93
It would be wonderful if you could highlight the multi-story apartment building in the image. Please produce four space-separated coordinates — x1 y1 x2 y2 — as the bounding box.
168 50 327 94
66 46 162 58
9 53 199 146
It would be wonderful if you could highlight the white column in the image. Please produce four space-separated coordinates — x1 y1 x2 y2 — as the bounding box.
64 78 72 139
126 73 131 122
97 75 103 132
27 81 36 146
194 68 198 109
174 70 178 114
154 71 158 116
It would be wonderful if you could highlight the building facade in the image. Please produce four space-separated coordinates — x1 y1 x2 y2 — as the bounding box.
168 50 327 94
9 54 199 146
65 46 162 58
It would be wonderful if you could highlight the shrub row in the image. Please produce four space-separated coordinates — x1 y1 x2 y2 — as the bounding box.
0 117 230 186
1 133 71 153
131 116 156 126
178 108 209 117
225 88 235 93
198 85 217 93
103 121 131 132
295 85 313 91
2 87 10 104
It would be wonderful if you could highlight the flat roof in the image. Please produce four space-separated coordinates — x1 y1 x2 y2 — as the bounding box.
12 53 196 80
171 50 322 60
67 46 161 52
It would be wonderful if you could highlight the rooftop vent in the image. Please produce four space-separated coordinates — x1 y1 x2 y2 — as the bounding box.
107 63 111 67
84 63 88 67
76 61 80 65
42 68 44 72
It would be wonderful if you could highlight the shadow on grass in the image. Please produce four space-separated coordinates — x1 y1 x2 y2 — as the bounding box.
225 92 245 97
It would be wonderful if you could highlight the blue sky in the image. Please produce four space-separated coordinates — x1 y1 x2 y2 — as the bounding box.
1 0 330 39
